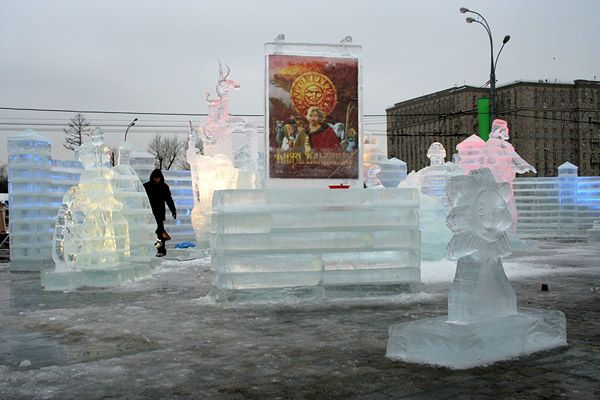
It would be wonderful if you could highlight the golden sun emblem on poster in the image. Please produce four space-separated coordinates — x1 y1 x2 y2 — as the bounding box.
290 72 337 116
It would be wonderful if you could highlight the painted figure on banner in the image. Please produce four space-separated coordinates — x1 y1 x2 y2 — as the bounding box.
268 54 359 179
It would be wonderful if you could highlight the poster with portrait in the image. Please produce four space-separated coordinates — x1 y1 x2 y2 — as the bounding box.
267 54 360 180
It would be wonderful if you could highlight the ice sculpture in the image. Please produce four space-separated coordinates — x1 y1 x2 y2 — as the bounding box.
42 129 155 290
7 130 82 271
387 168 567 369
210 188 421 302
187 127 239 246
188 64 262 246
399 142 462 261
456 134 485 175
365 166 384 188
363 135 407 187
457 120 536 230
198 61 240 159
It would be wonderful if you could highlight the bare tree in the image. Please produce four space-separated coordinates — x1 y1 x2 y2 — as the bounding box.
63 113 91 151
147 134 184 170
0 163 7 193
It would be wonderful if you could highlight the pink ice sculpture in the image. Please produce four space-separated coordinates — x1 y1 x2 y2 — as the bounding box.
457 119 536 230
198 61 240 159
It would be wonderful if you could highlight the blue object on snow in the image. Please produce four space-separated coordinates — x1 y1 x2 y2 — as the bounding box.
175 242 196 249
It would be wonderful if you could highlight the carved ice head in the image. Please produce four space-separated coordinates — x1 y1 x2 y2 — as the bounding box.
490 119 509 140
427 142 446 166
446 168 512 259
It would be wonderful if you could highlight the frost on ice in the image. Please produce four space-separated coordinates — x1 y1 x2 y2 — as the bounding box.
387 168 567 369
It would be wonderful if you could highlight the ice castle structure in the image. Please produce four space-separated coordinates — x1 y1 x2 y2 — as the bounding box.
386 168 566 369
7 130 82 271
42 129 156 290
399 142 462 261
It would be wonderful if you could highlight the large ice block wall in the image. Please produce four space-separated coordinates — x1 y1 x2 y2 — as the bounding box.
210 188 421 302
7 130 82 271
514 162 600 238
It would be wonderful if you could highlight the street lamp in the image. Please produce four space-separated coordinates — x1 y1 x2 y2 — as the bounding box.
124 118 138 141
460 7 510 122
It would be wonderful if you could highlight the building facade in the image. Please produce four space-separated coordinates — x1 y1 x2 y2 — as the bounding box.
386 80 600 176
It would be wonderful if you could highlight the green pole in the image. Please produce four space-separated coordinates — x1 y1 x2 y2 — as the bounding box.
477 97 491 141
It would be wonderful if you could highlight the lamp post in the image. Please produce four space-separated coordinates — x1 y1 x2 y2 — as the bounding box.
124 118 138 141
460 7 510 122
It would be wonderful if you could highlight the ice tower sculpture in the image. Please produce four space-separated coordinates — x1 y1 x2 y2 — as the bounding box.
386 168 566 369
399 142 462 260
42 129 155 290
7 130 83 271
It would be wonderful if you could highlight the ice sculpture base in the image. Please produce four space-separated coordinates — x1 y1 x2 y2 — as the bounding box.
9 260 54 272
386 308 567 369
41 262 156 291
210 282 423 303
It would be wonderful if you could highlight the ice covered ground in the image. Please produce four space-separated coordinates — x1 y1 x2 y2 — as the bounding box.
1 240 599 399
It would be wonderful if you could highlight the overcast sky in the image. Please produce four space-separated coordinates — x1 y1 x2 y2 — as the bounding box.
1 0 599 164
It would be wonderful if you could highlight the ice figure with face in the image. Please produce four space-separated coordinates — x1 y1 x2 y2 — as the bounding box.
446 168 516 322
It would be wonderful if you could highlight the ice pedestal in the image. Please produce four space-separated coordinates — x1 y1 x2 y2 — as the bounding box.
41 262 156 291
386 168 566 368
387 309 566 369
210 188 421 302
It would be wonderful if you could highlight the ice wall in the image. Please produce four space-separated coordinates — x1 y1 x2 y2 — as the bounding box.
130 151 195 244
514 162 600 238
7 130 82 271
210 188 421 302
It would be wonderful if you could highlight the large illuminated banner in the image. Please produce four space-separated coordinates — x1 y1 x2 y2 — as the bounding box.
267 53 360 180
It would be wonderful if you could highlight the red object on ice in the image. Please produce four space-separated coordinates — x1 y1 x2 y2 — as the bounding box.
328 184 351 189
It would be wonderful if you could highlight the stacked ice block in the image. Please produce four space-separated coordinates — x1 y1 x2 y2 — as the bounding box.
162 170 195 243
210 188 421 302
7 130 83 271
513 177 561 238
514 162 600 238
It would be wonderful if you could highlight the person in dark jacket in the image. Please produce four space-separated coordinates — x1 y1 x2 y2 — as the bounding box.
143 169 176 257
